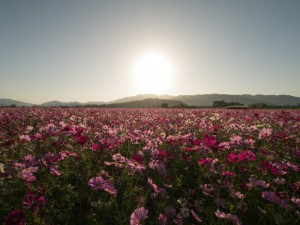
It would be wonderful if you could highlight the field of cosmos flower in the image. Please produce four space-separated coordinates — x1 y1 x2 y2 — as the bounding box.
0 107 299 225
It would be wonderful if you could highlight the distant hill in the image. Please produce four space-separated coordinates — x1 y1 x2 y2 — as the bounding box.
40 101 83 107
107 98 186 108
0 98 33 107
170 94 300 106
40 100 104 107
84 101 105 105
1 94 300 107
106 94 174 104
240 94 300 106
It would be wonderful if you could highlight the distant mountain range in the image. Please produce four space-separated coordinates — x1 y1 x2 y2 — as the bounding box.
107 98 186 108
1 94 300 107
0 98 34 107
39 100 104 107
106 94 173 104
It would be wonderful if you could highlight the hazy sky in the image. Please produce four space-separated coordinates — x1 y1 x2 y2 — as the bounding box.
1 0 300 104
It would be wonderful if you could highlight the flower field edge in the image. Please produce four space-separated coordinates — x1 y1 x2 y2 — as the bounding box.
0 108 299 225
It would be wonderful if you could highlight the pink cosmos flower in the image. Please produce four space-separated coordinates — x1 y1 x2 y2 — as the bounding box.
215 209 242 225
233 191 245 199
149 160 167 177
230 135 242 145
50 165 62 176
272 178 285 185
246 177 269 188
88 176 117 195
148 178 159 193
19 134 31 142
126 160 146 174
158 213 168 225
191 209 203 223
218 141 230 150
91 143 99 151
130 207 148 225
21 167 38 182
215 209 227 219
291 197 300 207
258 128 272 139
243 139 255 148
199 184 215 196
221 171 237 177
262 191 288 209
198 158 212 166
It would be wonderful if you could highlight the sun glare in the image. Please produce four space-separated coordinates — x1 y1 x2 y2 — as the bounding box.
132 51 173 94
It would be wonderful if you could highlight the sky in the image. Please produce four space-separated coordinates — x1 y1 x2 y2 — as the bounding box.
1 0 300 104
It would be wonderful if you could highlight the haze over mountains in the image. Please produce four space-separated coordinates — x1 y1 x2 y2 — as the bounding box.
1 94 300 107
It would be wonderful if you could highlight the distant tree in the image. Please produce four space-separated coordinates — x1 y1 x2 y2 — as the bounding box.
213 100 227 107
10 104 16 108
227 102 244 106
179 103 187 108
213 100 244 108
161 103 168 108
249 103 268 108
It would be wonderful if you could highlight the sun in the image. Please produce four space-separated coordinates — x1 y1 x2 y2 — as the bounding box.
132 51 173 94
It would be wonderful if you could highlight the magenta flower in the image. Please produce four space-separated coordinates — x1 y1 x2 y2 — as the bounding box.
202 134 217 148
91 143 99 151
132 154 143 164
23 191 45 211
227 150 256 163
157 149 168 158
74 134 87 144
227 152 243 163
198 158 212 166
4 210 25 225
130 207 148 225
240 150 256 161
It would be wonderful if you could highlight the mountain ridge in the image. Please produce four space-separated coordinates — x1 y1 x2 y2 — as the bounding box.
1 94 300 107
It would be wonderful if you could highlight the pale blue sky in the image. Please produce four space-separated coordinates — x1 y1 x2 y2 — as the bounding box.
1 0 299 104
